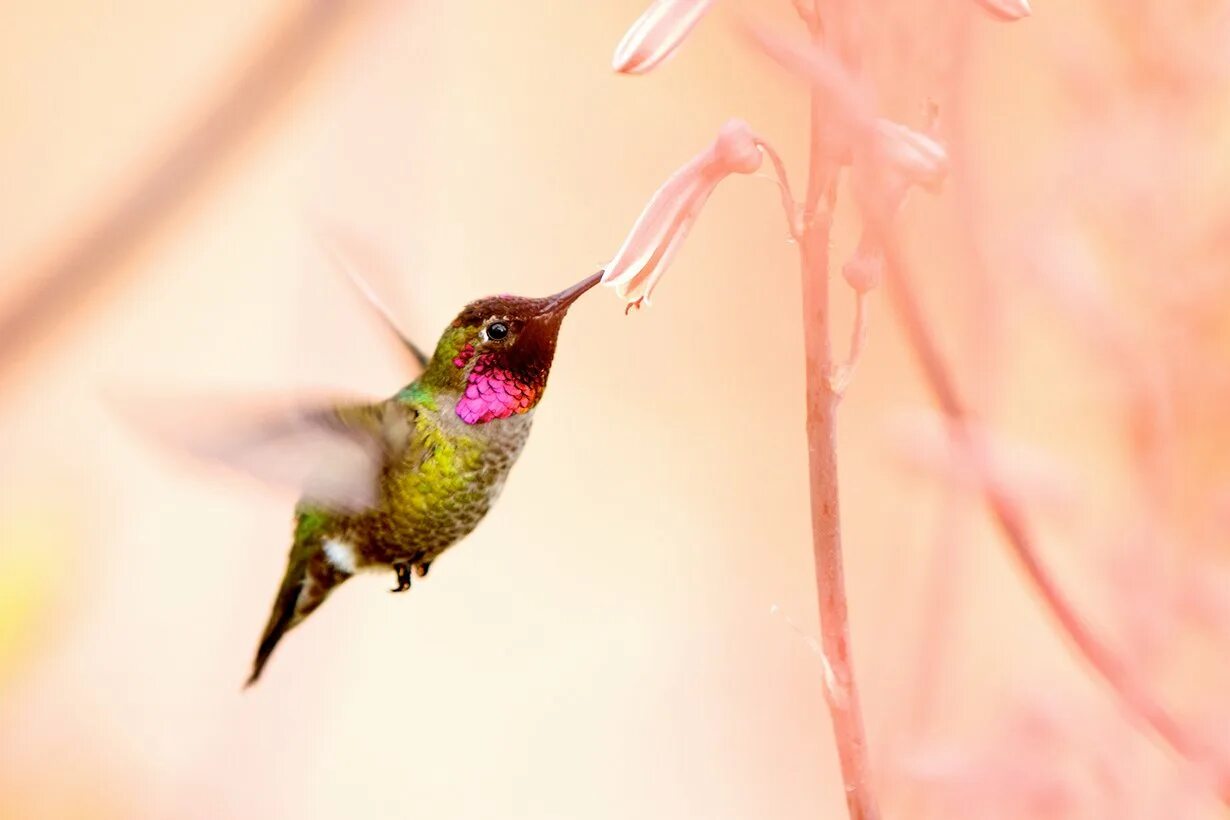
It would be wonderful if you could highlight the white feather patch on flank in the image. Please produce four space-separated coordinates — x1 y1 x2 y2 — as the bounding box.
323 538 358 574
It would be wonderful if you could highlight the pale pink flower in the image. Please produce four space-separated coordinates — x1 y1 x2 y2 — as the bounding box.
886 408 1079 516
870 119 949 194
1022 227 1121 350
612 0 714 75
601 119 763 309
974 0 1032 22
747 27 948 196
843 121 946 291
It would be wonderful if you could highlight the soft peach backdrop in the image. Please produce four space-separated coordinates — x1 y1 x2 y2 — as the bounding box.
1 2 1227 819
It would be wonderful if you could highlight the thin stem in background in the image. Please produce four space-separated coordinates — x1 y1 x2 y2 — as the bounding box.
0 0 382 394
879 233 1230 806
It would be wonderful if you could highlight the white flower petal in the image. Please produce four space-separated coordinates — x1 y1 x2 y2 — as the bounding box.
612 0 714 74
974 0 1032 22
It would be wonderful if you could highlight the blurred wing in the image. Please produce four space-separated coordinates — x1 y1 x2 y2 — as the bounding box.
109 391 419 513
309 218 431 373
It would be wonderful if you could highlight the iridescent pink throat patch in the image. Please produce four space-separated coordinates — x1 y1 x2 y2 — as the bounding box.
456 353 537 425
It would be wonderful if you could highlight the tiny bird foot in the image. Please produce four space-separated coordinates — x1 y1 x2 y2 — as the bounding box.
414 560 432 578
391 563 413 593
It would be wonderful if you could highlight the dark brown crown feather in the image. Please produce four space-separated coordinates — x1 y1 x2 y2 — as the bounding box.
452 295 550 327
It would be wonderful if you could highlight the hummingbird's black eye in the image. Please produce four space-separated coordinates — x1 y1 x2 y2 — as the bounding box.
486 321 509 341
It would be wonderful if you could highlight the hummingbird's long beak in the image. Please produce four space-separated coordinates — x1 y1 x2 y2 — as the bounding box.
539 270 604 315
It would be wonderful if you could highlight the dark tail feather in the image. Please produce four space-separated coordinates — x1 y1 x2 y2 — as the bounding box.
246 521 354 688
246 572 304 688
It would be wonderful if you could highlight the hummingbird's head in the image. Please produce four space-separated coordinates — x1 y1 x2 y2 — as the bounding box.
424 271 602 425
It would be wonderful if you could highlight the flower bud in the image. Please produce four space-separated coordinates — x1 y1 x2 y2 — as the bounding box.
842 246 884 293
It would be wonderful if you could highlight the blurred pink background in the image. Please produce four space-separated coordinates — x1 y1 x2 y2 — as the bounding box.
1 2 1228 818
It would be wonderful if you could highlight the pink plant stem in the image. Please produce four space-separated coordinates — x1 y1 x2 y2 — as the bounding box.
879 234 1230 806
792 4 880 818
799 228 880 820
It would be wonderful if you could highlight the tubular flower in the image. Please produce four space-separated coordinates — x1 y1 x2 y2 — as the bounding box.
974 0 1032 22
601 119 763 310
871 119 949 194
612 0 714 74
849 118 949 240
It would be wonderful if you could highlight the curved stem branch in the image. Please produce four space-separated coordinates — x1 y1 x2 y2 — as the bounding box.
828 289 869 397
756 140 804 239
879 231 1230 805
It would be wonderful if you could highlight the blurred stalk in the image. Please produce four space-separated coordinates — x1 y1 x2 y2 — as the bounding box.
0 0 384 394
879 231 1230 807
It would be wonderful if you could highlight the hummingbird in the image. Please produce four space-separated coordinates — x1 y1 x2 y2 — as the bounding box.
245 270 603 686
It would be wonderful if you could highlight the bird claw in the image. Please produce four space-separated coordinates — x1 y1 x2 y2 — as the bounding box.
414 560 432 578
390 563 413 593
